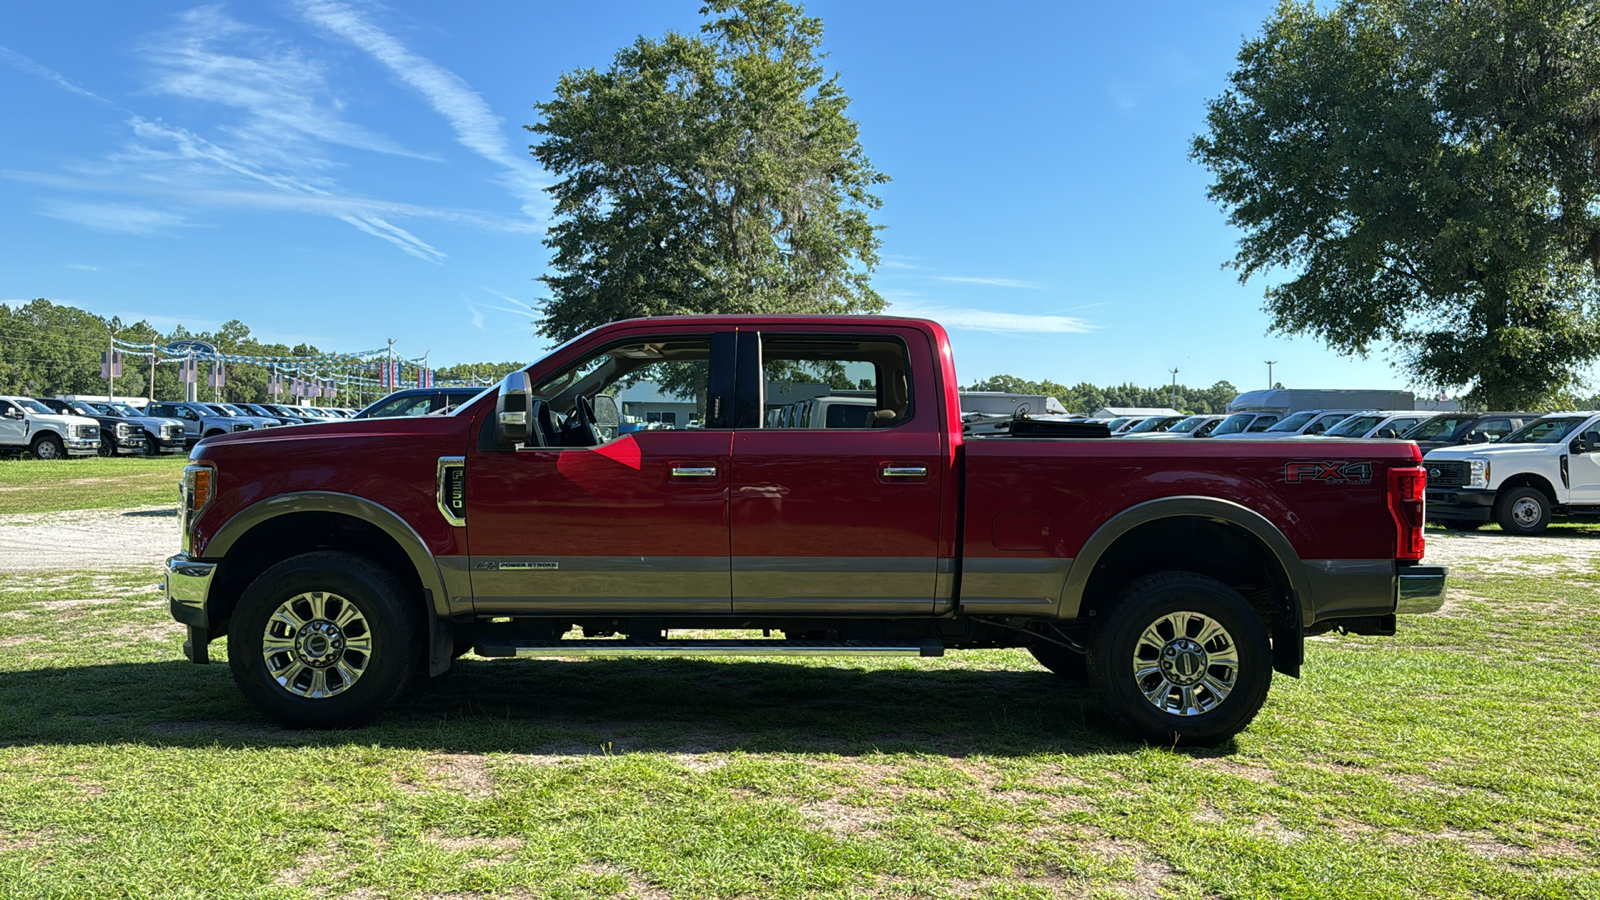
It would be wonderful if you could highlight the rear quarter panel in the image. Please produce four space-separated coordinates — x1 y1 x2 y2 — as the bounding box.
961 438 1422 619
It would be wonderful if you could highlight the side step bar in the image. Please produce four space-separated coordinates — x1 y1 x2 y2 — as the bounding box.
473 639 945 659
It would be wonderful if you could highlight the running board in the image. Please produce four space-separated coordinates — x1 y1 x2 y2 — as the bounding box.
473 639 944 658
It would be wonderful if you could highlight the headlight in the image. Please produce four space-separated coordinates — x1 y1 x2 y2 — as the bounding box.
1467 458 1489 489
116 424 131 437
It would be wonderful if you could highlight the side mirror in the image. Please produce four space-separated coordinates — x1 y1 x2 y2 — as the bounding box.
1376 428 1399 439
595 393 617 429
1584 431 1600 454
495 371 533 445
4 409 21 420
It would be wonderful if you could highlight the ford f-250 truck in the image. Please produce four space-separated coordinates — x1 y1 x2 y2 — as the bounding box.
165 316 1446 744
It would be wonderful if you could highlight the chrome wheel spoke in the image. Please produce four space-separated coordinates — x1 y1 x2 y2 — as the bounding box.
1202 675 1234 702
1207 650 1239 671
333 601 364 630
1142 677 1174 707
334 660 363 687
307 669 330 698
261 635 296 656
272 659 305 685
1179 685 1200 715
1195 617 1227 647
343 634 372 656
1132 609 1239 718
263 589 369 699
306 591 329 621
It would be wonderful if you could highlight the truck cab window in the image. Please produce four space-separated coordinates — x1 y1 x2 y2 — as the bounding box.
758 336 912 429
532 337 714 444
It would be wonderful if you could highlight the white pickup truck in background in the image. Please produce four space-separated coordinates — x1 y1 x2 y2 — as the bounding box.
1423 412 1600 535
0 396 102 459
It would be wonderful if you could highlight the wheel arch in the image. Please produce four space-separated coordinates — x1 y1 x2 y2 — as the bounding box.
1497 473 1558 507
1058 496 1311 677
206 492 454 676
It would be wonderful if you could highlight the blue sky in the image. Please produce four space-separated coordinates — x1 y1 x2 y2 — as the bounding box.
2 0 1450 391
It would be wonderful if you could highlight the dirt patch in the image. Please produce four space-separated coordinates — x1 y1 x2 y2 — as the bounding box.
424 829 522 855
273 845 333 887
798 799 889 835
0 507 176 572
574 862 671 899
398 754 497 798
1424 530 1600 577
1191 757 1278 784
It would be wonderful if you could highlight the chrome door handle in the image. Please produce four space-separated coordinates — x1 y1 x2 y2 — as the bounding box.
671 466 718 477
881 465 928 478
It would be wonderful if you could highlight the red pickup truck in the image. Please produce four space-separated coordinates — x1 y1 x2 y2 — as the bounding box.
165 315 1446 745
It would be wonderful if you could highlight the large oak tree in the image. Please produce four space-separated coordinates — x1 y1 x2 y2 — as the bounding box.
1194 0 1600 409
526 0 888 343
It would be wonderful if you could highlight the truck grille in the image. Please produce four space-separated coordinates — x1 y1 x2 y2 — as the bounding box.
163 425 183 439
75 425 97 439
1424 460 1469 487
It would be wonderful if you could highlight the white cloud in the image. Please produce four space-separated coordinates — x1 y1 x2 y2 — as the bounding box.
142 6 424 163
935 275 1038 289
67 263 100 271
296 0 549 217
0 46 112 104
37 200 190 235
888 300 1096 335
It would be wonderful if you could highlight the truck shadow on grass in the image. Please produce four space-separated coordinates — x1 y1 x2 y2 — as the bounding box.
0 656 1214 757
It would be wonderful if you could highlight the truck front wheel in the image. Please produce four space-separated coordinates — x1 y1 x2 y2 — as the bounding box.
228 551 419 728
29 434 65 460
1088 572 1272 746
1494 486 1550 536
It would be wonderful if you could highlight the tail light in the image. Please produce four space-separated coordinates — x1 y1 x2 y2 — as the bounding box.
1389 466 1426 561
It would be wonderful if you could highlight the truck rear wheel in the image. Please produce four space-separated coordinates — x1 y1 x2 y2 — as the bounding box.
29 434 65 460
228 551 419 728
1494 486 1550 536
1088 572 1271 746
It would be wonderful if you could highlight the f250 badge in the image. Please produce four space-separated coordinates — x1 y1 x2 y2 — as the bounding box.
1284 461 1373 485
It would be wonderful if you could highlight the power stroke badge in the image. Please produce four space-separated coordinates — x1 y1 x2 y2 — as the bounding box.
1284 461 1374 485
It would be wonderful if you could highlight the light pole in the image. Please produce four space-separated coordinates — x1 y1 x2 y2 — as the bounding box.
1169 367 1180 408
1265 360 1277 388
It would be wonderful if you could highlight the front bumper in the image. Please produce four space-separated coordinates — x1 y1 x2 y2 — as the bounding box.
166 554 218 663
115 438 147 455
1426 488 1495 522
65 440 100 457
153 438 186 454
1397 564 1448 614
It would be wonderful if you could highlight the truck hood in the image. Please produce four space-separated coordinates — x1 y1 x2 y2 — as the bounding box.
195 411 468 452
31 412 100 430
126 416 186 430
1424 443 1556 460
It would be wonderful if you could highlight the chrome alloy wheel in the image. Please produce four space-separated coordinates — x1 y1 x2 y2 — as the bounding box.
261 591 372 699
1131 611 1239 716
1510 496 1543 528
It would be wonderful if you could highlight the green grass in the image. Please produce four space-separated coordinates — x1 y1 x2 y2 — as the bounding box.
0 455 187 514
1 561 1596 898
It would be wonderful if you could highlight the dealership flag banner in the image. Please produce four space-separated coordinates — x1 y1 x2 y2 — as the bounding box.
178 358 197 384
208 362 226 389
100 351 123 379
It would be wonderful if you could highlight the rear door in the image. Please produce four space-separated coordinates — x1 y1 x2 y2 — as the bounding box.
728 327 950 614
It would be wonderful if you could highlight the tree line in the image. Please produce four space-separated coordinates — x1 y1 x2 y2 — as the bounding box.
963 374 1242 416
0 299 524 406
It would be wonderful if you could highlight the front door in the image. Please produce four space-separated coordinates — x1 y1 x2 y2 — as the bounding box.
1570 416 1600 505
464 331 735 613
728 329 949 614
0 401 25 446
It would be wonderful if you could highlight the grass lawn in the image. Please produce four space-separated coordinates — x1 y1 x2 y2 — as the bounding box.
0 552 1596 899
0 455 188 514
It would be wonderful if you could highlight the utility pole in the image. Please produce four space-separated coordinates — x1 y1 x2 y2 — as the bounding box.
386 338 396 395
1265 360 1277 388
149 342 156 402
1168 367 1179 408
106 327 115 402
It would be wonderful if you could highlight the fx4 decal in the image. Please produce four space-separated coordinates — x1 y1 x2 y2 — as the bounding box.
1284 461 1374 485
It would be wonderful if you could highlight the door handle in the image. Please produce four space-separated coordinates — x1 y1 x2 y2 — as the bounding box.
671 466 718 477
881 465 928 478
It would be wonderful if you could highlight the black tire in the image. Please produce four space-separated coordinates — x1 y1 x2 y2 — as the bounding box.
1087 571 1272 747
228 551 420 728
97 437 117 458
29 433 65 461
1494 486 1551 536
142 432 162 456
1028 642 1088 679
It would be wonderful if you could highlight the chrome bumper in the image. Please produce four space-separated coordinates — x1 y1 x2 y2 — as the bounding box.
165 553 217 620
1397 565 1448 614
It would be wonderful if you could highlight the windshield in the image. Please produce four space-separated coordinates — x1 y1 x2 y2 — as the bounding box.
83 402 114 416
17 399 52 414
1265 411 1318 433
1104 417 1130 431
110 403 142 417
1166 416 1207 434
1326 415 1384 437
219 404 250 415
1503 416 1588 444
1403 415 1469 441
1210 413 1255 435
1125 416 1175 434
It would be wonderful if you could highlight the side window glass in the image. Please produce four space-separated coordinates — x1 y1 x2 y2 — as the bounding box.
758 335 913 429
1248 416 1278 432
1480 419 1512 441
534 336 714 440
